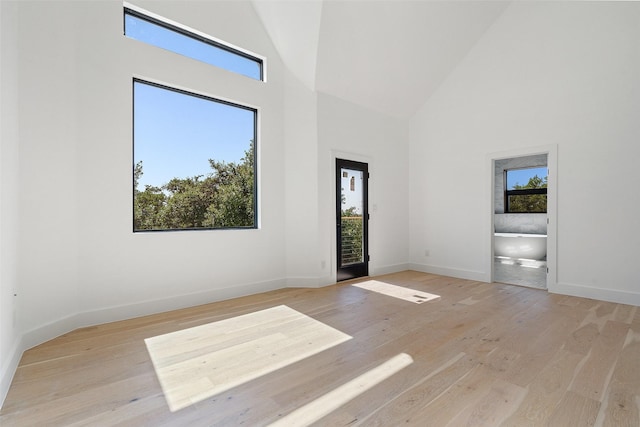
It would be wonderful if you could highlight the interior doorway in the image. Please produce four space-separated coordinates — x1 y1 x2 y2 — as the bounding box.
490 146 557 291
336 159 369 282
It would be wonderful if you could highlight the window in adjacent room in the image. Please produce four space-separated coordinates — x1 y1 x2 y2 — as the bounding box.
133 79 257 232
124 6 264 81
504 166 547 213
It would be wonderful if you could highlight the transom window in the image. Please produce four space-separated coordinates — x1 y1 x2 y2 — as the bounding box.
124 6 264 81
504 167 547 213
133 79 257 232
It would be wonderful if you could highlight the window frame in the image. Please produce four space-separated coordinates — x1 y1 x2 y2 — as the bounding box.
504 167 548 214
123 5 265 81
132 78 259 232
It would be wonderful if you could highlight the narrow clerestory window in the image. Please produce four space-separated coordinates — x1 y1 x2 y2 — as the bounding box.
124 5 264 81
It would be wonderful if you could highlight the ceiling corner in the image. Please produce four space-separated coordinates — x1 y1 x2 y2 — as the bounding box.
251 0 324 91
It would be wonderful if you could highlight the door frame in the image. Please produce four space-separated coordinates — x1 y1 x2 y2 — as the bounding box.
488 144 558 291
336 158 369 282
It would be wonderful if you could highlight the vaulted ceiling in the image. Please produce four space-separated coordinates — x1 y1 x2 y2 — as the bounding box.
252 0 510 119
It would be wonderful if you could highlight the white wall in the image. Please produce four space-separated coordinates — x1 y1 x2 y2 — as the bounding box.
73 0 287 322
16 0 82 341
6 0 288 372
0 0 21 407
409 1 640 304
283 69 322 286
1 0 411 407
317 93 410 278
7 0 638 409
283 74 411 286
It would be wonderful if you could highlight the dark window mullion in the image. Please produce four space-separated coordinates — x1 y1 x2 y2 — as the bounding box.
506 188 547 197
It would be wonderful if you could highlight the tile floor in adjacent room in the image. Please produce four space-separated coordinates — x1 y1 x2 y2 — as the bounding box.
494 256 547 289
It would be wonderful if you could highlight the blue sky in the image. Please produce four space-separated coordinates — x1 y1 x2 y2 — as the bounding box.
125 12 261 80
126 11 259 191
506 166 547 189
134 81 255 190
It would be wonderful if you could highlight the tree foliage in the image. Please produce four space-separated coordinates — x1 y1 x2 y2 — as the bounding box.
341 206 359 217
340 193 363 264
134 142 255 231
340 216 363 265
513 175 547 190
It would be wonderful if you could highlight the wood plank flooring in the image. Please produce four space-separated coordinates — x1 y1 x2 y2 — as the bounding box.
1 271 639 426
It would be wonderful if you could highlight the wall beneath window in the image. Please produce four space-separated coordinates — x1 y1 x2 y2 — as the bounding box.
494 215 547 235
409 1 640 303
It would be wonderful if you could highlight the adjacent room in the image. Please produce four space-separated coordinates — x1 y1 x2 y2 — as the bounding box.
1 0 639 425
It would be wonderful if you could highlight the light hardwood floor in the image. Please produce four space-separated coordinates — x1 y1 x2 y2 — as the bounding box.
1 271 639 426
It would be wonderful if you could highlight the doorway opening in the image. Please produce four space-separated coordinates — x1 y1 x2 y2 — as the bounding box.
336 159 369 282
493 154 548 289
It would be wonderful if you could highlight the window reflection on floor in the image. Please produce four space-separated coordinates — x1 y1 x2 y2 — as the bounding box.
269 353 413 427
145 305 352 411
353 280 440 304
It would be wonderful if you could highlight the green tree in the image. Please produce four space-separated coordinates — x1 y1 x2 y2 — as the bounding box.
134 161 167 230
133 142 255 231
205 141 255 227
134 161 143 192
158 176 214 229
134 186 166 229
340 188 363 263
340 216 363 264
341 206 359 217
514 175 546 190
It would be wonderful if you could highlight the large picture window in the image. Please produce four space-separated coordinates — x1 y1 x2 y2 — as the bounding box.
504 167 547 213
133 79 257 232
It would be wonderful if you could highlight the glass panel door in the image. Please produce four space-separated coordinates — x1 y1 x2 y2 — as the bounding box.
336 159 368 281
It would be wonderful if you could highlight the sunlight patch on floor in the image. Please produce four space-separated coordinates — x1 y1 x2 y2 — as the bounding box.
353 280 440 304
268 353 414 426
145 305 352 412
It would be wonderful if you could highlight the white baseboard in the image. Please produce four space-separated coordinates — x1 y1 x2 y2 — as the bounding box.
371 263 411 277
0 338 22 409
408 263 489 282
286 274 342 289
0 277 286 409
550 282 640 307
2 314 81 407
285 276 323 288
74 278 286 329
21 313 80 352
